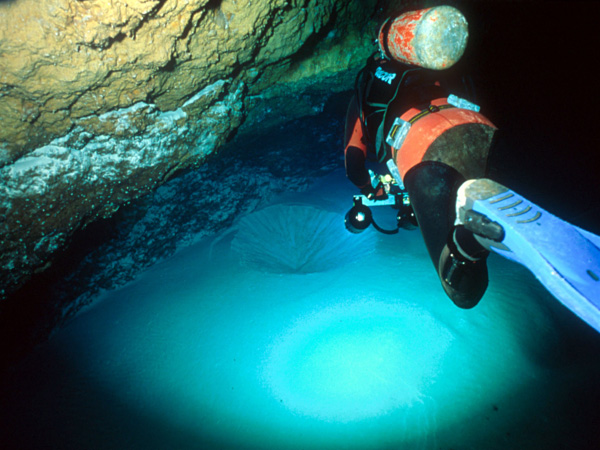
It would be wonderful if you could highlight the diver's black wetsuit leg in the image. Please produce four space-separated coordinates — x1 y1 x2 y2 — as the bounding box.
404 161 462 265
404 161 488 308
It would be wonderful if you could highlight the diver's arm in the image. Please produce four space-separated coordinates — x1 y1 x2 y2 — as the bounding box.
345 145 372 193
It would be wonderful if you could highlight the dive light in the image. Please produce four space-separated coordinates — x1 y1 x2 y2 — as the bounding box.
345 197 372 234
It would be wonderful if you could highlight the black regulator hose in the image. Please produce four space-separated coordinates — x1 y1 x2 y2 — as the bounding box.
371 218 399 235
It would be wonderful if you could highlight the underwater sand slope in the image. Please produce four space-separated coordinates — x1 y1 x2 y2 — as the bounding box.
2 174 599 449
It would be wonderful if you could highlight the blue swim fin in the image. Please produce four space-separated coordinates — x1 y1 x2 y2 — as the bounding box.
455 179 600 332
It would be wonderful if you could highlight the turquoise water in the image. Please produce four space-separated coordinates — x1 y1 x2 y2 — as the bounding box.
1 171 599 449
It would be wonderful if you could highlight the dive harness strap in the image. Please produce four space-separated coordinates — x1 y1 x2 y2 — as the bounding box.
353 53 420 163
380 102 454 163
382 94 481 163
407 103 454 123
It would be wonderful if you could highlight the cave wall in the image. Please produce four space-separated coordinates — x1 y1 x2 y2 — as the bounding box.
0 0 399 298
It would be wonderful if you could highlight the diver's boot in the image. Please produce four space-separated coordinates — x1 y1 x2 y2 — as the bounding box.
438 226 489 309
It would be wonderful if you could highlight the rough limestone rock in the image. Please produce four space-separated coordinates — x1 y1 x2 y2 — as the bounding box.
0 0 394 298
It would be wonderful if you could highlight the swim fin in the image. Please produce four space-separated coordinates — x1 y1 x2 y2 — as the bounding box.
455 178 600 333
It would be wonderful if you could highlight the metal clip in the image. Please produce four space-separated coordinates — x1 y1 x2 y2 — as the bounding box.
447 94 480 112
385 117 411 150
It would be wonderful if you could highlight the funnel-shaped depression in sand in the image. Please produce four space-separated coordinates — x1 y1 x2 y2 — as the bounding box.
231 204 374 274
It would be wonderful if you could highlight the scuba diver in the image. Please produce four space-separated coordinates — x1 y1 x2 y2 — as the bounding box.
344 6 600 330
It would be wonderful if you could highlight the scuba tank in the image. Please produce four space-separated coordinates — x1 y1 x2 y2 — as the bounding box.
378 6 469 70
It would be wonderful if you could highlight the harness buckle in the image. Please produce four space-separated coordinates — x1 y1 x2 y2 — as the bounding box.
386 117 411 150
